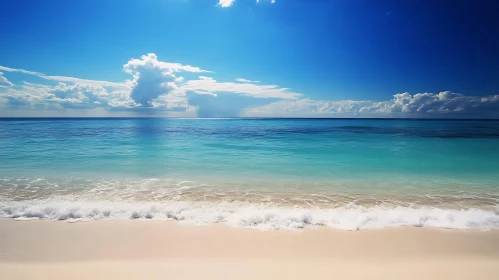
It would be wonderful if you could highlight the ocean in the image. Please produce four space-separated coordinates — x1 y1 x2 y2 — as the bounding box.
1 118 498 230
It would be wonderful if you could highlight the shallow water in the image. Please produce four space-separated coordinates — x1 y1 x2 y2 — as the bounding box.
1 118 498 230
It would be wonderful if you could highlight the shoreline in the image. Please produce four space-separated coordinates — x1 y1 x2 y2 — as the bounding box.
2 219 499 279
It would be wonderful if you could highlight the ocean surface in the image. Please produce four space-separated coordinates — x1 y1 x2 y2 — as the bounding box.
1 118 499 230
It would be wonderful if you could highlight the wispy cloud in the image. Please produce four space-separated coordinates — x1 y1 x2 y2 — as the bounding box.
0 65 127 89
180 77 300 99
0 72 14 86
235 78 260 83
256 0 276 4
0 65 43 76
41 75 128 89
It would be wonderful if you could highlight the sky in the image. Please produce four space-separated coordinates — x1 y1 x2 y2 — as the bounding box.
0 0 498 118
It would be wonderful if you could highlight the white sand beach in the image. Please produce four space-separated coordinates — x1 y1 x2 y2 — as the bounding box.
1 219 499 279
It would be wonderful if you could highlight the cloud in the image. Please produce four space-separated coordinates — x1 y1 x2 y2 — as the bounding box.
1 84 53 110
0 54 217 115
0 54 206 91
0 65 127 89
0 72 13 86
256 0 276 4
235 78 260 83
122 53 215 108
0 65 43 76
0 81 130 110
244 91 499 118
179 75 298 117
1 54 297 116
124 53 210 73
2 55 497 118
218 0 235 8
199 76 213 80
123 54 180 107
187 91 278 117
41 75 127 89
180 77 301 99
48 82 111 109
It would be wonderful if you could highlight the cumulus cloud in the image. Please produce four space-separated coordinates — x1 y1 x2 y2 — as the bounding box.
218 0 235 8
1 83 55 110
123 53 212 107
244 91 499 118
124 56 178 107
48 83 110 109
0 81 131 111
124 53 210 73
0 72 13 86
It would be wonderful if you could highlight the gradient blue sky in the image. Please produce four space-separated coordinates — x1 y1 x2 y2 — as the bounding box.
1 0 498 117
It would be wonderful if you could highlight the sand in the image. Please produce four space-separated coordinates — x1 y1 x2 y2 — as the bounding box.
1 219 499 279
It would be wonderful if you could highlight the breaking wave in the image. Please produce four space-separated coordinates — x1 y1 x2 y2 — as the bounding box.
1 199 498 231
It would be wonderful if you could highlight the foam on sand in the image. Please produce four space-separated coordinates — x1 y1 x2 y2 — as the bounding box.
1 199 498 231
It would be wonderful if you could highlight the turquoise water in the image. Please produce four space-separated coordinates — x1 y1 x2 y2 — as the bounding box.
1 118 499 230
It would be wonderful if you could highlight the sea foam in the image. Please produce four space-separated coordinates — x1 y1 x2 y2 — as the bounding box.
1 199 498 231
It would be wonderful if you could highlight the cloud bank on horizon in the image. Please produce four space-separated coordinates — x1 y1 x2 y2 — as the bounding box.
0 53 498 118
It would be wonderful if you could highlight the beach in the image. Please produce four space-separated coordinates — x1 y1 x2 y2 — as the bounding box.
1 119 499 279
1 219 499 279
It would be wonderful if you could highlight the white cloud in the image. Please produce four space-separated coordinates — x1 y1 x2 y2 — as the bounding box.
41 75 127 89
48 82 111 109
0 81 132 111
180 77 301 99
256 0 276 4
124 53 210 73
244 91 499 117
2 55 497 118
186 91 277 117
235 78 260 83
0 65 127 89
0 65 43 76
0 72 13 86
199 76 214 80
0 53 207 91
1 54 295 115
0 54 207 114
218 0 235 8
123 54 182 107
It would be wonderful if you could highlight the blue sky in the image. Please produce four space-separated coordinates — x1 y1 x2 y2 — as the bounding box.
0 0 498 117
